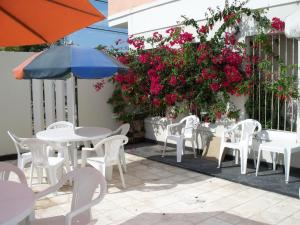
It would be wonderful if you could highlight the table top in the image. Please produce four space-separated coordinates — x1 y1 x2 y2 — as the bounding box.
0 181 35 225
36 127 112 143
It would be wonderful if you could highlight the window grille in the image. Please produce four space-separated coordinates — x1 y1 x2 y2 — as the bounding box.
246 34 298 131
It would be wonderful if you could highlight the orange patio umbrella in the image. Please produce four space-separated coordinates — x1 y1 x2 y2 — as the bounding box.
0 0 105 47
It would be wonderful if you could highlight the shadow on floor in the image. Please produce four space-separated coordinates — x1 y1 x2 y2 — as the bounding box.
126 142 300 198
117 212 270 225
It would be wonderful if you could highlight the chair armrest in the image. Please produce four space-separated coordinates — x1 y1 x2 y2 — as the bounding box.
82 147 95 152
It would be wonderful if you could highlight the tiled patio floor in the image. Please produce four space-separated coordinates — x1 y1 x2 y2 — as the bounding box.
19 152 300 225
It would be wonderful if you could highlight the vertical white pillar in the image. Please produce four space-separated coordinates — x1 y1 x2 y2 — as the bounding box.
67 76 76 126
44 80 55 127
32 79 45 133
55 80 65 121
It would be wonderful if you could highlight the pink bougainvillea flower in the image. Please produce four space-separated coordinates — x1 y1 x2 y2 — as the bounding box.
271 17 285 32
199 25 208 34
152 98 161 107
168 75 177 86
210 83 221 92
277 85 283 91
94 80 105 92
165 93 177 106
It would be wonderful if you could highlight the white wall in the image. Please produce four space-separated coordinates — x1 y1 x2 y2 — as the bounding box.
77 78 118 130
0 52 32 156
109 0 300 36
0 52 118 156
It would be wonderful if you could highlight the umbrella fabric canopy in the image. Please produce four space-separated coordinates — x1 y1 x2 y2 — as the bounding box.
13 45 128 80
285 9 300 38
0 0 105 47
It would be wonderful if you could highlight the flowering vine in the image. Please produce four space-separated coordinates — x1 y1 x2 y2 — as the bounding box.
98 0 297 123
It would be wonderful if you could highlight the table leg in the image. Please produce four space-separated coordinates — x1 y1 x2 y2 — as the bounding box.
72 143 78 169
63 146 71 173
106 165 113 180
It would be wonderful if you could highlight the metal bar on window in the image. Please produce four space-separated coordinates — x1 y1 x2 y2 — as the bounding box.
277 34 280 130
284 36 287 131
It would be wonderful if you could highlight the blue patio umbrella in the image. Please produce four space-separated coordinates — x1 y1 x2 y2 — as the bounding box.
14 45 127 79
13 45 128 126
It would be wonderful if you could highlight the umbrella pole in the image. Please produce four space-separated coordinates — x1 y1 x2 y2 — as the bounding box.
70 74 76 130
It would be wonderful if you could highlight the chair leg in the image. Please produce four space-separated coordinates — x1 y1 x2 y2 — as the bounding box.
217 143 225 168
191 140 197 158
120 147 127 173
30 164 34 187
272 152 277 171
37 168 43 184
284 149 291 184
46 168 56 186
176 139 183 163
162 138 168 157
255 148 262 176
251 148 257 169
117 162 126 188
240 148 248 174
235 150 239 164
81 150 87 168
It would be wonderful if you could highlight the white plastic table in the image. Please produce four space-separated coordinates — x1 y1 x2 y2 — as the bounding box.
0 181 35 225
36 127 112 168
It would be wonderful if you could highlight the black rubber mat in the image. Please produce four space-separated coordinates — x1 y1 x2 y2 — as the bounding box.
126 142 300 199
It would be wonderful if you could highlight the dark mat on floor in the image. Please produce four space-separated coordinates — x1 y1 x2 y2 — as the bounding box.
125 142 300 199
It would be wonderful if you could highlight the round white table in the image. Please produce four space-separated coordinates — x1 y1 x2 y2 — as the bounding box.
0 181 35 225
36 127 112 168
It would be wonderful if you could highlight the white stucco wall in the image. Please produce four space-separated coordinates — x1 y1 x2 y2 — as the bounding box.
0 52 33 156
0 52 118 157
77 78 118 130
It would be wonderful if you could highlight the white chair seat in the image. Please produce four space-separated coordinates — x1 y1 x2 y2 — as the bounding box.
22 152 32 158
218 119 262 174
256 140 300 183
87 157 105 163
33 216 65 225
48 157 65 167
162 115 200 162
83 135 128 188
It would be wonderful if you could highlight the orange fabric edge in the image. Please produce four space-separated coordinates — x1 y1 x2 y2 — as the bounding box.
12 51 43 79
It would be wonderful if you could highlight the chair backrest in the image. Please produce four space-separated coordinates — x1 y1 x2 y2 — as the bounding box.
237 119 262 144
7 131 26 156
94 135 128 164
180 115 199 138
0 162 27 185
47 121 73 130
21 138 50 168
70 167 107 223
111 123 130 136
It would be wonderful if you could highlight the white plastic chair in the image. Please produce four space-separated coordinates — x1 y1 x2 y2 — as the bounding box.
162 115 200 162
0 162 27 185
47 121 74 171
47 121 74 130
84 123 130 172
22 138 65 186
32 167 107 225
218 119 262 174
83 135 128 188
7 131 32 170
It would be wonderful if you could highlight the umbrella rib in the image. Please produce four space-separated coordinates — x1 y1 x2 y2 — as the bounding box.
0 6 48 43
47 0 104 18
